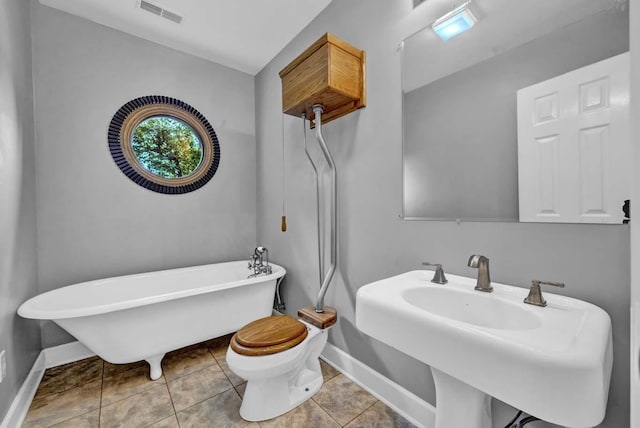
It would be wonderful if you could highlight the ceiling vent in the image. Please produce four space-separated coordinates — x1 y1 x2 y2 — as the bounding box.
139 0 182 24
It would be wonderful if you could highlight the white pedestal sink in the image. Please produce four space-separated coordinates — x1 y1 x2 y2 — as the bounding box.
355 271 613 428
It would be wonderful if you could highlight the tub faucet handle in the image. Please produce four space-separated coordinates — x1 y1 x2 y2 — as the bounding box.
422 262 448 284
524 280 565 307
248 253 259 269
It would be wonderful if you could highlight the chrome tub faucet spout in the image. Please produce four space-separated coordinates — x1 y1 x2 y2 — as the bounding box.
467 254 493 292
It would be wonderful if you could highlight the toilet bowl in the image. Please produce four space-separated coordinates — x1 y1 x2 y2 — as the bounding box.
226 315 331 421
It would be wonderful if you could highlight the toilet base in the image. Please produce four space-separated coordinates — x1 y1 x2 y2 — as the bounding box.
239 362 324 421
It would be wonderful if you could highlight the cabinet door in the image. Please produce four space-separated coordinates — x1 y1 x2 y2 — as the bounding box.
517 52 630 223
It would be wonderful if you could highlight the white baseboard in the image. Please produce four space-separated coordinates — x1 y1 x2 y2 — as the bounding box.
0 352 45 428
0 341 96 428
321 343 435 428
42 341 95 368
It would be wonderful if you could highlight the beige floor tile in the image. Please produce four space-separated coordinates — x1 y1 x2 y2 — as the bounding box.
320 359 340 382
213 350 245 386
147 415 181 427
103 360 149 378
49 410 99 428
162 344 216 380
100 382 174 428
26 340 395 428
258 399 340 428
312 374 377 425
176 389 250 428
235 382 246 398
344 401 417 428
35 357 103 397
102 364 166 406
23 380 101 428
167 364 233 411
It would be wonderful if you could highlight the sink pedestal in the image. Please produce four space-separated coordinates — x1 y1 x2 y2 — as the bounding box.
432 368 491 428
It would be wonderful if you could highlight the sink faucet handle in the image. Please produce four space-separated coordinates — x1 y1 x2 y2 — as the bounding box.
422 262 448 284
524 280 565 307
533 280 565 288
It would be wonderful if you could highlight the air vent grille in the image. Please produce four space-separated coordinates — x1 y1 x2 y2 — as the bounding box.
161 9 182 24
140 0 162 16
139 0 182 24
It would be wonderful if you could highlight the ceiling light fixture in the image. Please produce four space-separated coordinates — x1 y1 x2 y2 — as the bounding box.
432 1 477 41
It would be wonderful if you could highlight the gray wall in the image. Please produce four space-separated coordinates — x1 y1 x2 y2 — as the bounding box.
255 1 629 427
404 8 629 221
0 0 41 421
31 3 257 347
630 0 640 423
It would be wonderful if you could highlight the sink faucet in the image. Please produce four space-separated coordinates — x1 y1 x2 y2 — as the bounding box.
248 246 272 277
467 255 493 292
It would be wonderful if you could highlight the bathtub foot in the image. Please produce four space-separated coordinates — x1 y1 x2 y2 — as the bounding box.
146 354 165 380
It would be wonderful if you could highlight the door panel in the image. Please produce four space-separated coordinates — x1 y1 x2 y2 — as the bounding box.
518 52 630 223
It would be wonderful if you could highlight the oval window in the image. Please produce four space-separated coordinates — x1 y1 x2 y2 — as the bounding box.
108 96 220 194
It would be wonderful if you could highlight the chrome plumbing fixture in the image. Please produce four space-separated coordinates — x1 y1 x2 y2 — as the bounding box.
274 276 286 312
422 262 448 284
248 246 272 277
524 280 565 307
467 254 493 292
302 105 337 314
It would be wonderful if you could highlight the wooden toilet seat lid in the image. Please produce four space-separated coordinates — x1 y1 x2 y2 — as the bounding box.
231 315 308 356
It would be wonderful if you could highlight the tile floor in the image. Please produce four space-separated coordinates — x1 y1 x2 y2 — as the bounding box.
22 335 417 427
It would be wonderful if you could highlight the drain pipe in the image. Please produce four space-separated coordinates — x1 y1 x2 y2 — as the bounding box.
302 112 325 286
312 104 337 313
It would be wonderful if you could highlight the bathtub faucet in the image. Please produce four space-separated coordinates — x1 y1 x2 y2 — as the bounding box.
248 246 272 277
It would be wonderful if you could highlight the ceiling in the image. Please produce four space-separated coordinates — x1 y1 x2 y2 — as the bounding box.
38 0 332 75
404 0 629 91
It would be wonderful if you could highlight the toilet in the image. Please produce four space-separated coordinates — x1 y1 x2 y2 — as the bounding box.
226 307 336 421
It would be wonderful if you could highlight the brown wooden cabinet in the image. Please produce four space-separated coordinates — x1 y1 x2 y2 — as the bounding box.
279 33 366 127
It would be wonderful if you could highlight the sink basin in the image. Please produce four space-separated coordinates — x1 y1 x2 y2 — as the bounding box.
355 270 612 428
403 287 541 330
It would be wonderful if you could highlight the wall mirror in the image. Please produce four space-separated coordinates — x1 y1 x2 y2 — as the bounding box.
109 96 220 194
402 0 629 223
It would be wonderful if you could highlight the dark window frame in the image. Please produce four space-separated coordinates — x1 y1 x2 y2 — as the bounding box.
108 96 220 194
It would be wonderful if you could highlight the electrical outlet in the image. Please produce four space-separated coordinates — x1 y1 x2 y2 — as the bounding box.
0 350 6 383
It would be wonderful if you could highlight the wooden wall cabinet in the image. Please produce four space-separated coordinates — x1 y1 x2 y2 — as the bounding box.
279 33 366 126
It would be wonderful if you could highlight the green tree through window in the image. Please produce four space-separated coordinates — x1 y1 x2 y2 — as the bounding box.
131 116 203 178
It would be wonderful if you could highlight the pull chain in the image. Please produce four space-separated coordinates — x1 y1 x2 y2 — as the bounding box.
281 113 287 232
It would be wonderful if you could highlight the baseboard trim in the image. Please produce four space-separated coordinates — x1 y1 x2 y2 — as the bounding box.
42 341 95 368
0 352 45 428
0 342 97 428
321 343 435 428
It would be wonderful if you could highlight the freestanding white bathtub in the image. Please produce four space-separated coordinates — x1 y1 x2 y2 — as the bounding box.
18 261 285 380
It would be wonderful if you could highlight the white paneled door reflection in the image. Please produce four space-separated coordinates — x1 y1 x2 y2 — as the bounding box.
517 52 630 224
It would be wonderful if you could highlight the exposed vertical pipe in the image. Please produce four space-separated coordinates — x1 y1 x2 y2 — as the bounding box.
312 105 337 313
302 113 324 286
